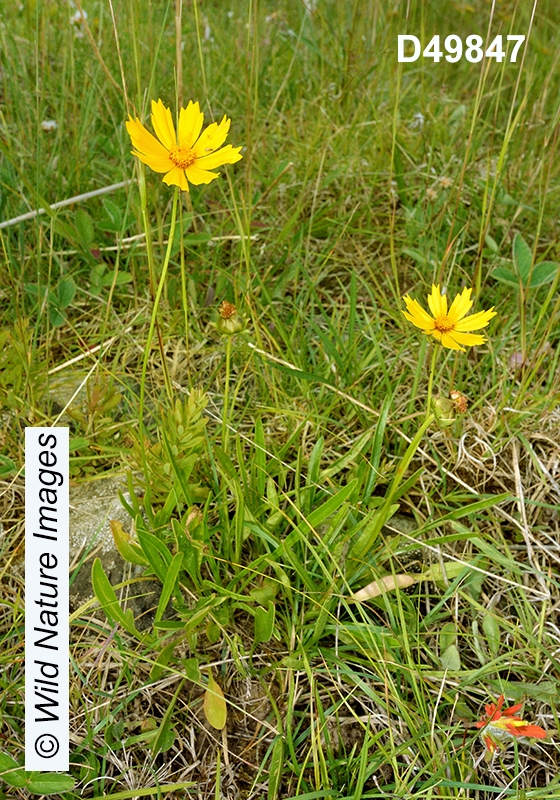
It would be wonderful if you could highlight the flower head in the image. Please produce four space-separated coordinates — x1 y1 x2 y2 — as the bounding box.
126 99 242 192
215 301 245 335
402 284 496 352
475 695 547 755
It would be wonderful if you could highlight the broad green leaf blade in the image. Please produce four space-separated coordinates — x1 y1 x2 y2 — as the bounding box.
529 261 559 288
491 266 519 287
440 644 461 671
91 558 142 639
57 277 76 309
135 525 172 583
439 621 457 651
110 520 148 566
0 752 27 787
26 773 76 795
204 672 227 730
482 611 501 656
75 208 95 245
254 601 275 645
155 551 183 622
512 232 532 285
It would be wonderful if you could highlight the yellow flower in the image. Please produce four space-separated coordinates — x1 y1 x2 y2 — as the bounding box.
125 99 242 192
402 284 496 351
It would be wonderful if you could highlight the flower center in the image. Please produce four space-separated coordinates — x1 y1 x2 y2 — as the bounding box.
434 315 454 333
169 145 196 169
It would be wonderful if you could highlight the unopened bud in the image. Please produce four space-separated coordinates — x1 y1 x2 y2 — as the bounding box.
215 300 246 335
431 395 455 428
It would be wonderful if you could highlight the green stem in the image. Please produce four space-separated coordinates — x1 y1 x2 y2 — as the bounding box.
139 187 179 438
178 199 190 385
425 345 438 419
138 165 156 298
222 335 232 451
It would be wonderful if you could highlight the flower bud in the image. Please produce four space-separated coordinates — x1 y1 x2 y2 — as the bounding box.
215 300 246 335
431 395 455 428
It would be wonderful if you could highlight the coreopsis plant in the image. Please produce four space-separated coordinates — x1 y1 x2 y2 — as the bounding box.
126 99 242 191
124 96 242 451
475 695 547 758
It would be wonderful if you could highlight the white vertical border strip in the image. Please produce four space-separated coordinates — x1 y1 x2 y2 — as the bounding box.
25 428 69 771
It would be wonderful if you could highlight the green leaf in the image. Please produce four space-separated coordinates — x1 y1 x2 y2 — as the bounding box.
421 492 512 533
26 773 76 795
101 198 123 229
183 657 201 683
0 455 17 477
75 209 95 245
485 234 498 252
0 752 27 787
254 601 275 645
529 261 559 288
155 551 183 622
204 672 227 730
49 307 65 327
110 520 148 567
91 557 142 639
307 479 358 529
56 277 76 309
150 637 182 681
439 621 457 652
268 737 284 800
512 232 532 285
151 678 183 757
135 525 172 583
491 266 519 287
440 643 461 671
0 755 76 794
482 611 501 656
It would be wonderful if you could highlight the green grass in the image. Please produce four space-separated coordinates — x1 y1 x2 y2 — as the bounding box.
1 0 560 797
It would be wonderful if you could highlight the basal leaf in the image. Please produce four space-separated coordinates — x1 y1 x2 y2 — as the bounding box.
204 672 227 730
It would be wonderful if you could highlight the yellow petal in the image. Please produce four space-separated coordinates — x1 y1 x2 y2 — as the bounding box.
197 145 243 170
402 296 435 330
131 149 174 173
162 166 189 191
151 99 177 150
447 287 473 323
440 332 466 351
126 117 170 161
178 101 204 148
193 115 231 156
427 284 447 318
449 330 487 346
184 163 220 185
453 308 496 332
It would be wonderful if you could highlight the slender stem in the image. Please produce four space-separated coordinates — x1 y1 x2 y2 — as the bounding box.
425 345 438 418
139 187 179 436
138 165 156 298
222 335 232 451
178 199 190 385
